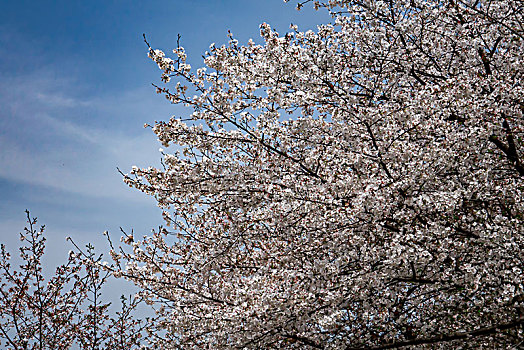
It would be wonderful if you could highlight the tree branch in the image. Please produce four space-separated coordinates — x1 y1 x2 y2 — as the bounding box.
346 317 524 349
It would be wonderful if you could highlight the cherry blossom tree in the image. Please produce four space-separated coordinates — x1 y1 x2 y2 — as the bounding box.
118 0 523 348
0 211 150 349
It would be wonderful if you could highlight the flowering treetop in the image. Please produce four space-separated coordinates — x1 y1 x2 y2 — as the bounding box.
119 0 524 348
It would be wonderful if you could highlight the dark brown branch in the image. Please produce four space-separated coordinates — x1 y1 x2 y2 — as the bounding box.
409 67 426 85
489 134 524 176
283 333 324 349
454 226 480 239
346 317 524 350
392 277 437 284
489 36 502 58
478 48 492 76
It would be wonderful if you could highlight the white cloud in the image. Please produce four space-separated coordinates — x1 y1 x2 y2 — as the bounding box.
0 126 161 202
0 70 169 202
35 91 91 109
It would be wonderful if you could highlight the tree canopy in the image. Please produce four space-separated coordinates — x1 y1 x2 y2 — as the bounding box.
14 0 523 348
114 0 524 349
118 0 524 348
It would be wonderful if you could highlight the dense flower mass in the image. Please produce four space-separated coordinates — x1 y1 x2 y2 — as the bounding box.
120 0 524 348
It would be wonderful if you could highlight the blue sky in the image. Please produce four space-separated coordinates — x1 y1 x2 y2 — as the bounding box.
0 1 329 270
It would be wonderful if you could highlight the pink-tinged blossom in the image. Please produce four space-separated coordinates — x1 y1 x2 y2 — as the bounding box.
119 0 524 348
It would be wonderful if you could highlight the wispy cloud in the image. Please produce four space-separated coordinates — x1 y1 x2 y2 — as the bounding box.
35 91 91 109
0 130 159 201
0 68 168 202
0 24 176 255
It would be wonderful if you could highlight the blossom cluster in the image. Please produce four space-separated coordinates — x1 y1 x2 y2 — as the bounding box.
120 0 523 348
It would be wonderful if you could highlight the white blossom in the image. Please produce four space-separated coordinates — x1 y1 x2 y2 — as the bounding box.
119 0 524 348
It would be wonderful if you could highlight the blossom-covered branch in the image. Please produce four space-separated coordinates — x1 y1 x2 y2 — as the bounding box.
118 0 523 348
